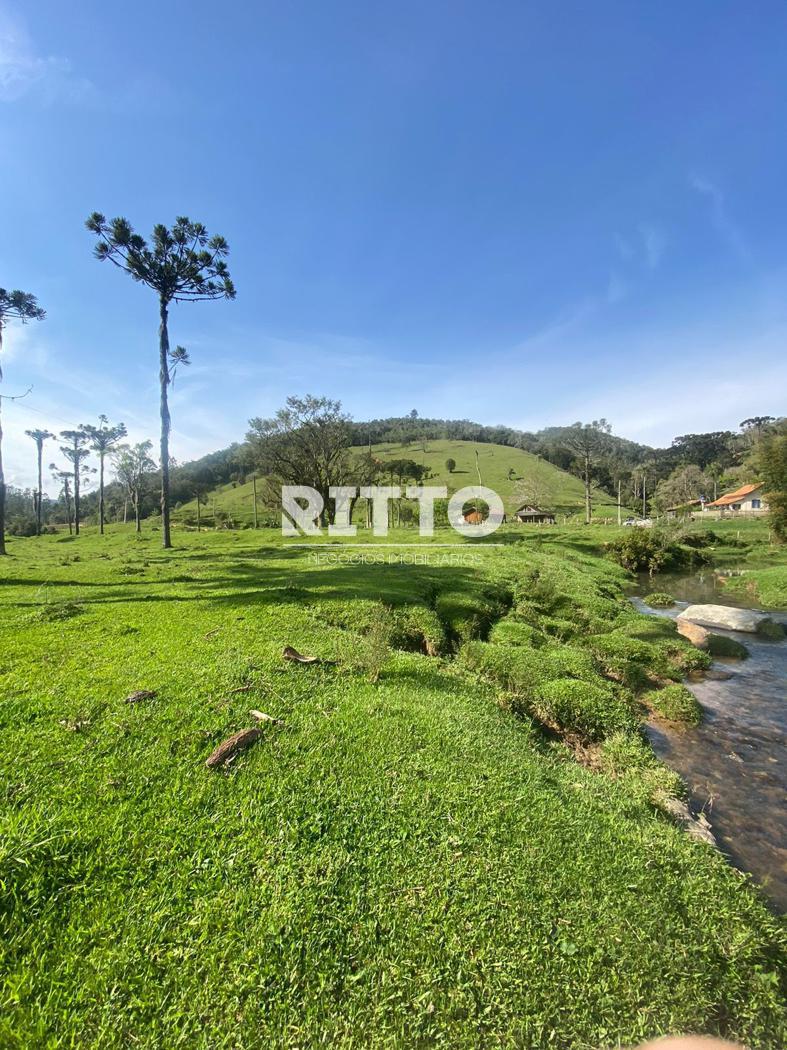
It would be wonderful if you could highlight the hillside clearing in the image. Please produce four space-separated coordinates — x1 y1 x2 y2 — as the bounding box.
173 439 628 527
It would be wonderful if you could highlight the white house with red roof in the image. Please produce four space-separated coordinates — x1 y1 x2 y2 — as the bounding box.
703 483 768 517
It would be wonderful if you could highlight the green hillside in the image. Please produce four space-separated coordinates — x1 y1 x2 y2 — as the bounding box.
173 439 625 527
368 439 620 513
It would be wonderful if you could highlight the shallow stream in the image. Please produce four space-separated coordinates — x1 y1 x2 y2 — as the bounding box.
633 571 786 912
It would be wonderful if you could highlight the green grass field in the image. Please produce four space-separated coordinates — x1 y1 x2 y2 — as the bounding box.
1 523 785 1048
173 439 628 527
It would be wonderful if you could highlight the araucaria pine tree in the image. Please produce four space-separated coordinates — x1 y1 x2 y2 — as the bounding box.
25 429 55 535
82 416 127 534
85 214 235 548
0 288 45 554
59 430 92 535
50 464 74 535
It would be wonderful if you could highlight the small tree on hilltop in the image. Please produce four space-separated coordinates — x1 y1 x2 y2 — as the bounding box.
82 416 127 534
0 288 46 554
59 430 93 535
50 464 74 534
561 420 612 525
246 395 352 525
113 441 156 533
740 416 776 445
86 213 235 549
25 429 55 535
445 457 456 474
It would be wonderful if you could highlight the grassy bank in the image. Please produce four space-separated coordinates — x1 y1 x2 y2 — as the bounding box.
695 519 787 609
1 525 785 1048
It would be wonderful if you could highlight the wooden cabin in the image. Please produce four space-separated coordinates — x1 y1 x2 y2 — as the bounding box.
515 505 556 525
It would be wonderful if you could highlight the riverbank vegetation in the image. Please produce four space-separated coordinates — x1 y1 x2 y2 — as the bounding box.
1 524 785 1047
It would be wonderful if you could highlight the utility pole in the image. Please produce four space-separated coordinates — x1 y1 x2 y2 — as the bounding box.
252 475 258 529
642 475 647 518
617 479 622 526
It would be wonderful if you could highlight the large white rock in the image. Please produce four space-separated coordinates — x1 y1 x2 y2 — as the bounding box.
678 604 769 634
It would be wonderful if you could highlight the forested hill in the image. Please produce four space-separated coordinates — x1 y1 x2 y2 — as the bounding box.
348 415 652 469
168 416 653 501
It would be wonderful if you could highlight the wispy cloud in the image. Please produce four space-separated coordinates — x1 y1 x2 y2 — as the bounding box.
639 223 667 270
0 10 96 105
615 224 667 271
689 173 751 265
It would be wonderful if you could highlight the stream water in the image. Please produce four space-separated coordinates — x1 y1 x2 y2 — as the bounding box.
632 571 786 912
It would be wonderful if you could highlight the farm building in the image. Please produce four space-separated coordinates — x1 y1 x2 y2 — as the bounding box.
665 499 704 518
704 483 768 517
515 505 556 524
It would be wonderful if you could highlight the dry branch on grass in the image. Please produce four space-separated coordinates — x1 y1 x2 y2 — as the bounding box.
205 727 262 769
125 690 157 704
282 645 321 664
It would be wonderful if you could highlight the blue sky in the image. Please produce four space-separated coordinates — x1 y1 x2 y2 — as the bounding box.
2 0 786 488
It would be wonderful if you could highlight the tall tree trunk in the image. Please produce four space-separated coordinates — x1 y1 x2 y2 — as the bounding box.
65 479 73 535
73 460 80 535
36 441 43 535
159 296 172 549
0 324 6 555
98 451 105 535
123 496 128 524
584 453 592 525
196 497 201 532
134 492 141 533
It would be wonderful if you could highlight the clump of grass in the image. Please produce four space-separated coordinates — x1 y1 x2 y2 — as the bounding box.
460 641 635 739
587 633 654 689
30 600 84 623
311 599 447 655
118 564 143 576
530 678 637 740
595 620 711 681
598 730 685 802
337 605 393 682
488 619 544 648
434 585 508 643
644 592 674 608
647 684 702 725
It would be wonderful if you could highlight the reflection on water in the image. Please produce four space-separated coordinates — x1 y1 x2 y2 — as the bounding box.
633 572 787 912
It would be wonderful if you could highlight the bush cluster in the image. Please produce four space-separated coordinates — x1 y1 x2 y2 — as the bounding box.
459 640 636 739
606 528 709 575
644 592 674 608
647 684 702 725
